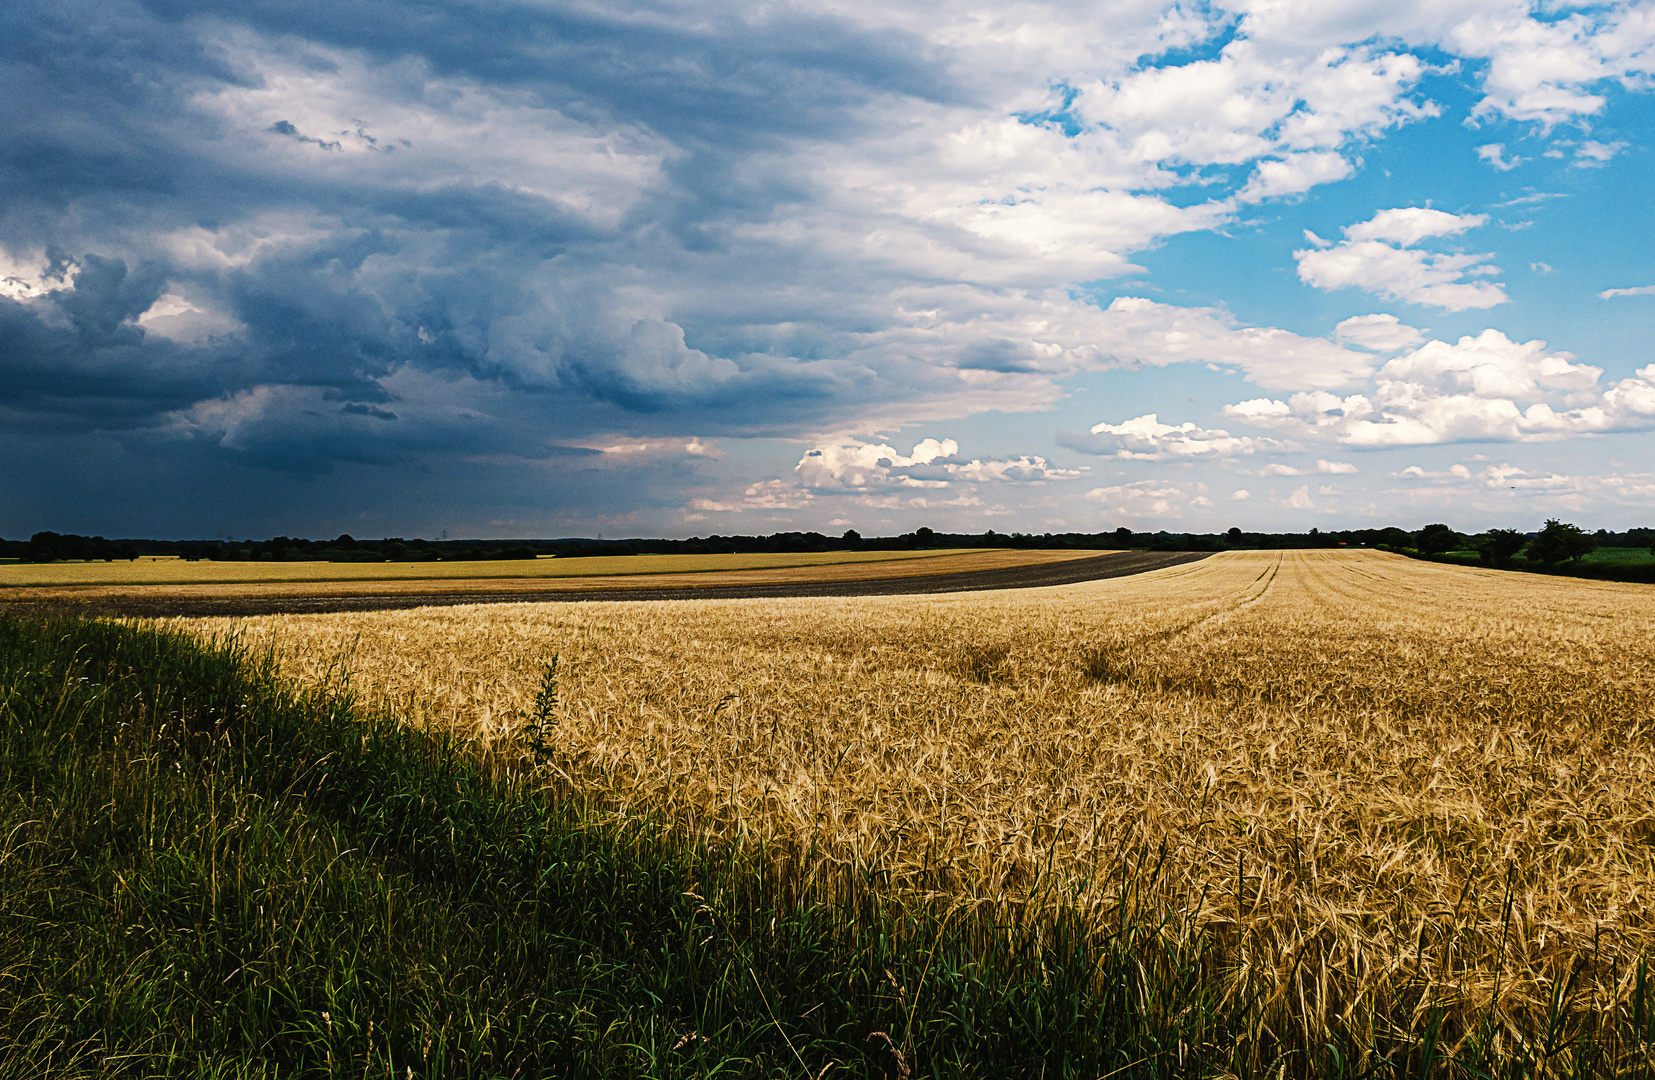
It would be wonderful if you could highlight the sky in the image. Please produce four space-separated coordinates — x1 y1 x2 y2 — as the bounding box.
3 0 1654 540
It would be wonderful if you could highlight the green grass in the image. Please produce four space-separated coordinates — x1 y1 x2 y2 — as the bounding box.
1439 548 1655 564
1581 548 1655 566
1 615 1649 1078
1440 547 1655 582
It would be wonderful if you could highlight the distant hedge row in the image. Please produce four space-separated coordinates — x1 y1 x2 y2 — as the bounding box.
4 523 1653 564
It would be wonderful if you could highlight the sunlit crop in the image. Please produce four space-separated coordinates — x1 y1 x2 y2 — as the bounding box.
188 550 1655 1065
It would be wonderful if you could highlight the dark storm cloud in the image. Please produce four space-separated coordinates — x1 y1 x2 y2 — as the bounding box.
0 0 1046 536
0 0 966 429
0 260 190 429
147 0 960 139
340 402 396 420
267 120 343 150
0 423 693 539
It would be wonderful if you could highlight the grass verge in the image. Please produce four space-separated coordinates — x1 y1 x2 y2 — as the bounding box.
1434 550 1655 584
0 613 1649 1077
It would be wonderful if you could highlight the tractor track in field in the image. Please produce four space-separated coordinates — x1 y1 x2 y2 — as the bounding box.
3 550 1211 619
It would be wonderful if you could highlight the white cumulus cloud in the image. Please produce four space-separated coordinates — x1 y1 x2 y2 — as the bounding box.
1334 313 1428 352
136 291 246 345
1391 461 1655 511
1071 296 1375 390
1085 480 1212 520
1282 485 1316 510
1295 207 1507 311
686 433 1086 524
1573 139 1628 166
0 246 78 301
1236 151 1356 203
1059 414 1294 460
1603 364 1655 418
789 436 1085 495
795 438 959 493
1221 330 1655 446
1475 143 1524 171
1345 207 1489 246
946 456 1086 484
1455 5 1655 128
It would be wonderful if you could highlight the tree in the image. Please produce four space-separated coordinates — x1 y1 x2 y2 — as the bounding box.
1376 527 1412 549
26 532 66 563
1415 523 1461 556
840 529 861 547
1226 526 1242 543
1477 528 1528 566
1528 519 1597 565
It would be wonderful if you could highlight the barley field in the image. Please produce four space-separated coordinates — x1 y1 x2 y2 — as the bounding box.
187 550 1655 1061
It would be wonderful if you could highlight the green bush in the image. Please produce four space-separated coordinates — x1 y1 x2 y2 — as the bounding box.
1415 523 1462 556
1477 528 1529 565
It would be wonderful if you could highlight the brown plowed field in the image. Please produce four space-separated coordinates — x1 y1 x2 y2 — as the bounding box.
0 549 1202 617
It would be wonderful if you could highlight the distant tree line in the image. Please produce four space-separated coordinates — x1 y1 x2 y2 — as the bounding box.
0 533 544 564
3 532 140 563
4 523 1652 578
1391 521 1655 583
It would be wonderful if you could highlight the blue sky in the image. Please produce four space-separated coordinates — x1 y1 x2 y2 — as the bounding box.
3 0 1654 539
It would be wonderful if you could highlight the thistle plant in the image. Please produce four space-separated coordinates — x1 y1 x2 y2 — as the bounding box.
521 656 559 763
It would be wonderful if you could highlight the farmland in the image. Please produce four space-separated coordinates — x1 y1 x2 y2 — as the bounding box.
197 549 1655 1069
0 546 1003 588
0 548 1117 617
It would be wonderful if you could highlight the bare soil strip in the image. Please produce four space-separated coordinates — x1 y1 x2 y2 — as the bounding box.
4 550 1207 618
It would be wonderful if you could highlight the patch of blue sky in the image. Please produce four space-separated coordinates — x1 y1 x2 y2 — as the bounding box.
1131 9 1239 71
1115 70 1629 340
1014 83 1083 137
1139 166 1246 207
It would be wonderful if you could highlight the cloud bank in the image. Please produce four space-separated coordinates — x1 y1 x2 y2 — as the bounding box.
1 0 1653 533
1224 335 1655 447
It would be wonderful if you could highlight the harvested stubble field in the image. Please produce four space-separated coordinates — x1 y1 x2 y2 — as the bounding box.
189 549 1655 1065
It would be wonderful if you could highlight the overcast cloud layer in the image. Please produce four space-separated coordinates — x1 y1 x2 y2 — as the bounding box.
3 0 1653 538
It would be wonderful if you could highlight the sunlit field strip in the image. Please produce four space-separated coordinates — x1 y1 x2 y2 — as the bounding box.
189 550 1655 1057
0 546 1094 590
0 550 1105 611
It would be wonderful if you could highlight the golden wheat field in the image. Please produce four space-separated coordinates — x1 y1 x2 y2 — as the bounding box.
183 550 1655 1048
